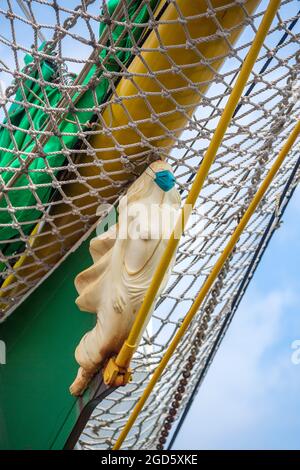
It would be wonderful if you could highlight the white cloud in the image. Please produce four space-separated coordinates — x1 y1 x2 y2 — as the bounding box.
173 288 300 449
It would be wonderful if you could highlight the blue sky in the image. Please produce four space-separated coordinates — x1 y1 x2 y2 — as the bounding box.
173 185 300 450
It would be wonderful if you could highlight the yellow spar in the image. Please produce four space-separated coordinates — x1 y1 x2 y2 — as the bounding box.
113 117 300 449
103 0 282 387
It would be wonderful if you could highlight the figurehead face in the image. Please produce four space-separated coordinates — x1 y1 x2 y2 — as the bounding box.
145 160 176 192
124 159 180 209
117 159 181 240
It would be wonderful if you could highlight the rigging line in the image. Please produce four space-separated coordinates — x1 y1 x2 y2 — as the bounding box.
171 6 300 287
16 0 46 42
0 0 168 208
179 7 300 194
233 7 300 118
41 0 169 211
104 0 282 381
0 0 139 200
167 150 300 450
112 118 300 450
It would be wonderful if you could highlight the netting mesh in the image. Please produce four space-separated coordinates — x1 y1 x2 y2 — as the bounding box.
0 0 299 450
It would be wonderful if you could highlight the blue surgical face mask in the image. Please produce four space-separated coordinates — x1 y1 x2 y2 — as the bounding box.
154 170 176 192
148 168 176 192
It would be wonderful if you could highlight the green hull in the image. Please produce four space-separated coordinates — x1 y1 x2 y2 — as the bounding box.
0 233 99 450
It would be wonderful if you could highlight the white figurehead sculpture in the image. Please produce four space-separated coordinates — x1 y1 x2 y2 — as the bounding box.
70 160 181 396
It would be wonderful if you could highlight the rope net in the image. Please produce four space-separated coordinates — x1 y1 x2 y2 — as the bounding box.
0 0 299 449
